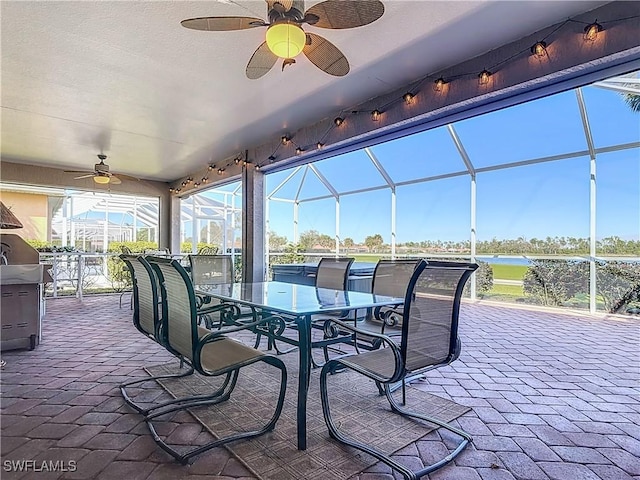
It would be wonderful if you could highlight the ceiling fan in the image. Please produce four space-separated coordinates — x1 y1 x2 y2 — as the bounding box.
64 154 137 185
181 0 384 79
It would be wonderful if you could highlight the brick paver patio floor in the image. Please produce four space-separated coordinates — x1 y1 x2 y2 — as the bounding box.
1 295 638 480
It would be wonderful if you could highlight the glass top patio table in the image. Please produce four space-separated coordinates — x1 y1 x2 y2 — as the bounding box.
196 281 400 316
195 281 403 451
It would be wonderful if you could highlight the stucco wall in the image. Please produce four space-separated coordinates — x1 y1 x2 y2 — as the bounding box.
0 191 48 240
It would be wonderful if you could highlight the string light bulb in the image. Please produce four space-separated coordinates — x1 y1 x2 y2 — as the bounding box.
255 164 261 170
208 164 215 171
434 77 447 92
202 177 208 183
531 41 547 58
234 157 241 165
295 147 303 155
268 155 276 162
583 21 602 42
281 135 290 145
402 92 415 105
317 142 324 150
371 109 381 121
334 117 344 126
478 69 491 85
169 187 174 193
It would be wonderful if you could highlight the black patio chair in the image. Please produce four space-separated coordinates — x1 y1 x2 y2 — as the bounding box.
312 257 356 363
188 254 235 328
315 256 355 290
351 258 422 348
118 255 199 415
145 258 287 464
118 246 134 308
320 259 478 480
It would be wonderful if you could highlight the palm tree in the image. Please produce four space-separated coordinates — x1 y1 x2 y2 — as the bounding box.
623 93 640 112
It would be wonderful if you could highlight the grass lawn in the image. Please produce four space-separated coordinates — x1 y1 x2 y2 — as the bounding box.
489 283 524 296
490 264 528 281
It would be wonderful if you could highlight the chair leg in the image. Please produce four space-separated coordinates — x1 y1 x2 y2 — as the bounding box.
120 361 196 415
146 357 287 464
144 369 239 420
320 360 471 480
384 383 472 476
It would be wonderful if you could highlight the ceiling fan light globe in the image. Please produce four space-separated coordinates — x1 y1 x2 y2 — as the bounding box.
93 176 110 184
266 22 305 59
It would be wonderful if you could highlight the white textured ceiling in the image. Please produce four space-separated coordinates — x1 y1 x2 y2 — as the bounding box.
1 0 606 183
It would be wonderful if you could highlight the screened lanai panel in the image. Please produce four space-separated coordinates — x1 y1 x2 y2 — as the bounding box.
298 166 334 201
476 157 590 245
266 167 305 200
581 84 640 149
396 176 470 248
454 90 588 169
268 200 295 243
596 149 640 253
368 126 469 182
339 189 391 244
180 181 242 253
314 150 387 192
298 197 336 238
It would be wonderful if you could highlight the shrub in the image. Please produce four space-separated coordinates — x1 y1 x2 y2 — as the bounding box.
180 242 218 253
523 259 589 306
597 261 640 314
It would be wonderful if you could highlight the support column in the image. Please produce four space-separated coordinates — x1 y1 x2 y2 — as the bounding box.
293 202 299 243
191 196 198 252
168 194 181 254
335 197 340 255
62 196 69 247
470 175 477 300
391 188 396 259
577 88 598 315
589 156 597 314
242 165 265 283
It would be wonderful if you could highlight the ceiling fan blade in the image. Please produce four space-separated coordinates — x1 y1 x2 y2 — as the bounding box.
304 0 384 29
73 174 95 180
113 173 140 182
64 170 94 174
303 33 349 76
109 176 122 185
181 16 266 31
246 41 278 79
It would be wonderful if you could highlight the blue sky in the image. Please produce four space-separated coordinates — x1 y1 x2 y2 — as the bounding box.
201 76 640 246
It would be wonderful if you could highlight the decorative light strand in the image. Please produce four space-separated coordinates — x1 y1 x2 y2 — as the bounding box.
196 13 640 178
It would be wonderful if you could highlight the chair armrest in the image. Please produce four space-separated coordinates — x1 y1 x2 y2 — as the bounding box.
196 309 278 344
326 318 404 383
326 318 395 345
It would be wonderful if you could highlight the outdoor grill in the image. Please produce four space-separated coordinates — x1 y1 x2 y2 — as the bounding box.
1 204 51 351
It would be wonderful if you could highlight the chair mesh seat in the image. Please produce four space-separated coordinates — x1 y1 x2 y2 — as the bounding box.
200 338 264 374
341 347 396 379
